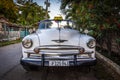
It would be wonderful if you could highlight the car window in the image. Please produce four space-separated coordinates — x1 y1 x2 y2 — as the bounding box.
38 20 74 29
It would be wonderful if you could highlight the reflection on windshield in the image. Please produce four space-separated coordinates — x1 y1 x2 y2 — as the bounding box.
38 20 73 29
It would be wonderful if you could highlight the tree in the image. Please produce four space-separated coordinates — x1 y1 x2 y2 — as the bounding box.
15 0 33 5
60 0 120 30
17 0 47 26
0 0 18 22
0 0 48 26
60 0 95 30
60 0 120 55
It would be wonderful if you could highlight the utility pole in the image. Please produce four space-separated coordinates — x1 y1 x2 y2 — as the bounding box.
44 0 50 19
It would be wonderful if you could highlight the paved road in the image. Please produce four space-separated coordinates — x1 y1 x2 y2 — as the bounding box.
0 43 98 80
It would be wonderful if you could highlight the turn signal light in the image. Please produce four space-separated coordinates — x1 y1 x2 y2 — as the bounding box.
34 48 40 54
79 48 85 54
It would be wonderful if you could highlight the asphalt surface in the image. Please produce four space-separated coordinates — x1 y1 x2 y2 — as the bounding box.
0 43 98 80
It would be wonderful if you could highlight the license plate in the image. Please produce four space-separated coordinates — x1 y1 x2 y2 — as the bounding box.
49 61 69 66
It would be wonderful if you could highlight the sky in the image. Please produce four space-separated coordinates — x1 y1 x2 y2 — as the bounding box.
33 0 64 19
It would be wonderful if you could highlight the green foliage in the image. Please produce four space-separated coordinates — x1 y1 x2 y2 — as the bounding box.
60 0 120 55
0 39 22 47
17 1 46 26
16 0 32 5
60 0 120 34
116 38 120 45
0 0 48 27
0 0 18 22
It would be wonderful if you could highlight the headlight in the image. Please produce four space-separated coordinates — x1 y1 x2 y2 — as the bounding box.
87 39 96 48
22 38 33 48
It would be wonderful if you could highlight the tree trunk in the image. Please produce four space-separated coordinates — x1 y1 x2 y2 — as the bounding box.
105 30 112 56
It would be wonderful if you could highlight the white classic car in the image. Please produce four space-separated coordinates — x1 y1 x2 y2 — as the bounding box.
21 17 96 71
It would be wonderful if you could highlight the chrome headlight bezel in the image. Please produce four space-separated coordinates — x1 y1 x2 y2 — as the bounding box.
22 38 33 48
87 39 96 48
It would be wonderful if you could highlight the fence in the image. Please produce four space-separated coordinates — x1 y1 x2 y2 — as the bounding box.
0 23 29 41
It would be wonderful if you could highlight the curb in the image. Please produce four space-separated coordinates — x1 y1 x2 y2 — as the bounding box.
96 52 120 79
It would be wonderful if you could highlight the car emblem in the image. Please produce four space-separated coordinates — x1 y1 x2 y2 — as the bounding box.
52 39 68 43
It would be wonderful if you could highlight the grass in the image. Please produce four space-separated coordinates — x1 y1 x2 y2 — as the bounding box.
0 39 22 47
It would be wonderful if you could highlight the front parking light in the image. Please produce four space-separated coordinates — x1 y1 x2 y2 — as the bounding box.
34 47 40 53
79 48 85 54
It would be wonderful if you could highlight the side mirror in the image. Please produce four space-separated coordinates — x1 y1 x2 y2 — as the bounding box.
29 28 36 34
29 29 33 34
84 29 89 35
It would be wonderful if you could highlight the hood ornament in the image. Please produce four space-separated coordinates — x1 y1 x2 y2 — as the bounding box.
52 39 68 43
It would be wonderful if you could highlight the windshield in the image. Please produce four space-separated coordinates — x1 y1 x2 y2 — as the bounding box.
38 20 74 29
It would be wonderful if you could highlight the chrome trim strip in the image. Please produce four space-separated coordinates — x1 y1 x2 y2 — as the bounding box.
22 57 95 61
35 45 83 50
24 50 93 56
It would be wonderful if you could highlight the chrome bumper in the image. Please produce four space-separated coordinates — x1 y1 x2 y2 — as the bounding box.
21 53 96 67
21 58 96 67
21 45 96 67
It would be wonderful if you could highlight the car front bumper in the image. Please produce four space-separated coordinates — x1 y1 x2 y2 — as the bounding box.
20 58 96 67
21 45 96 67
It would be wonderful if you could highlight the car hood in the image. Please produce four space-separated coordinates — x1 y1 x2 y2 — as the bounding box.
36 28 80 46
